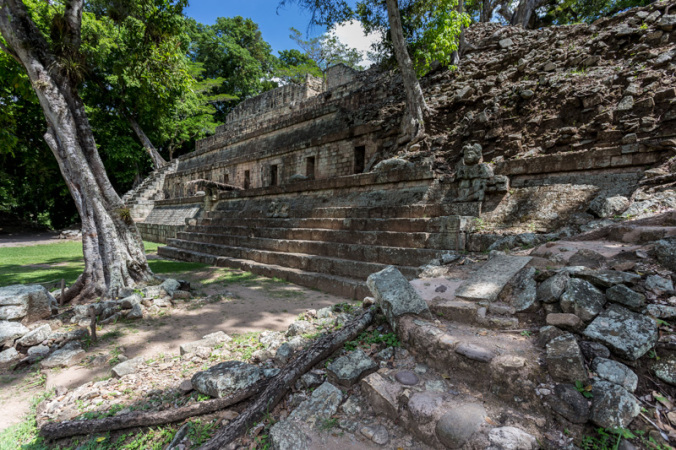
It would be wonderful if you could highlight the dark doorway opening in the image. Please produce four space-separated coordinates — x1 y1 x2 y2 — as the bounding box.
354 146 366 174
270 164 279 186
244 170 250 189
306 156 316 179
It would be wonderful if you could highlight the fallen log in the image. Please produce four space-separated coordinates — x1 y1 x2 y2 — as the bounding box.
40 379 268 440
199 307 376 450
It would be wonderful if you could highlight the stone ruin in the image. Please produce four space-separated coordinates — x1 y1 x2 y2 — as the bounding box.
111 2 676 447
124 1 676 301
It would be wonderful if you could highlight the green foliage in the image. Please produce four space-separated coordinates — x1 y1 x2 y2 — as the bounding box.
345 329 400 351
275 27 363 84
575 380 594 398
538 0 653 26
186 419 218 446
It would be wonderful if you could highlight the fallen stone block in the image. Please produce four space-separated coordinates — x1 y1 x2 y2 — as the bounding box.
288 381 344 426
455 255 532 302
546 334 587 383
583 305 658 360
366 266 431 330
360 372 402 420
112 357 144 378
327 348 377 387
0 284 53 323
40 342 84 368
590 380 640 429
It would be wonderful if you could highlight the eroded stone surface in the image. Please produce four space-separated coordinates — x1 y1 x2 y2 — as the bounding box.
560 278 605 322
40 342 84 368
590 380 640 429
435 403 486 449
288 382 344 426
366 266 431 329
592 357 638 392
16 324 51 347
583 305 658 360
487 426 538 450
269 420 308 450
546 334 587 382
455 255 532 302
179 331 231 355
327 348 377 387
0 284 53 323
191 361 264 398
361 372 402 419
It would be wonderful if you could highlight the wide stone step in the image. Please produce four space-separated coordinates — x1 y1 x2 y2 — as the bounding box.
208 203 477 220
454 255 532 302
165 238 420 280
175 231 449 266
158 246 369 299
181 225 463 251
199 215 467 234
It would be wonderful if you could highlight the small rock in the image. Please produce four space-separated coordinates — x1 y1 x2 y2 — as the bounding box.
579 341 611 361
546 334 587 383
160 278 181 296
589 196 629 218
455 343 494 362
498 38 514 48
112 357 144 378
546 313 583 330
592 357 638 392
606 285 645 311
16 324 51 347
547 384 590 424
652 356 676 386
179 380 193 394
0 320 29 346
360 372 402 419
361 425 390 445
119 294 142 309
180 331 231 355
435 403 486 449
40 342 84 368
296 371 323 390
536 325 565 347
645 304 676 319
285 320 316 337
0 347 20 368
269 420 308 450
288 382 344 426
590 380 640 429
153 297 172 308
537 272 569 304
191 361 265 398
560 278 605 322
275 343 294 365
654 238 676 271
327 348 377 387
488 426 538 449
617 96 635 111
645 275 673 294
395 370 420 386
27 344 50 361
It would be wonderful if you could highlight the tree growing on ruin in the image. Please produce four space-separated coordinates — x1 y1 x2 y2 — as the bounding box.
0 0 168 303
281 0 468 142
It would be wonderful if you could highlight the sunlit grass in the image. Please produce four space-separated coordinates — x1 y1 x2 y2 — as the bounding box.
0 241 206 286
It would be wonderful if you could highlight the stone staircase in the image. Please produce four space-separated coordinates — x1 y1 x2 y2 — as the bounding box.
122 160 178 222
159 205 470 299
157 168 476 299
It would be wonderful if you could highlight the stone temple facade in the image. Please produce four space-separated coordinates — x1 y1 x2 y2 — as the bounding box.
125 4 676 298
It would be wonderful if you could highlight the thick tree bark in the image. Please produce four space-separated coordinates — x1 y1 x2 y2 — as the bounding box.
385 0 428 143
200 308 376 449
127 114 167 170
0 0 153 303
510 0 544 27
40 379 268 440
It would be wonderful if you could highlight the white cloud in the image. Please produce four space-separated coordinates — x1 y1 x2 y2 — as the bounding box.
329 20 380 68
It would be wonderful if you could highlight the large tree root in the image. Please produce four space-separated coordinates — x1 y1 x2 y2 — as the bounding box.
39 379 268 440
39 307 375 443
199 307 376 449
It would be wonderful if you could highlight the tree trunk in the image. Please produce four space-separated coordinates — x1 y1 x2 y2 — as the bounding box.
385 0 428 142
0 0 153 303
510 0 543 27
200 308 376 449
127 114 167 170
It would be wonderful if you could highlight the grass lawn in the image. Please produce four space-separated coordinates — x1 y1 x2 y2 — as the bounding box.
0 241 207 287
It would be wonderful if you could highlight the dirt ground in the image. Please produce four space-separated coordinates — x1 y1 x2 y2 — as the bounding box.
0 267 352 431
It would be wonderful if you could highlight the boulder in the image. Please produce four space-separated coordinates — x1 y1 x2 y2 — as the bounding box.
0 284 53 323
0 347 20 368
16 324 51 347
269 420 308 450
560 278 605 322
0 320 29 346
160 278 181 296
605 285 645 311
583 305 658 360
112 357 144 378
40 342 84 368
119 294 142 309
503 267 538 312
537 272 569 304
26 345 50 362
546 384 590 424
126 303 144 320
652 356 676 386
274 343 294 365
360 372 402 420
487 427 538 450
285 320 316 337
435 403 486 449
179 331 231 355
589 196 629 218
191 361 265 398
592 357 638 392
366 266 431 330
654 238 676 271
327 348 377 387
645 275 673 294
288 382 344 426
590 380 640 429
546 334 587 383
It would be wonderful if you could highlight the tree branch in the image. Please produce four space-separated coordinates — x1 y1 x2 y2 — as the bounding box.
0 38 20 64
63 0 83 49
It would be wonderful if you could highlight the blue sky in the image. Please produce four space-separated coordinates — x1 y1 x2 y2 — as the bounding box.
184 0 372 57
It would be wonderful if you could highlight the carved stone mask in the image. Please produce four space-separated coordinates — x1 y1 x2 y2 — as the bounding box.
462 143 483 166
